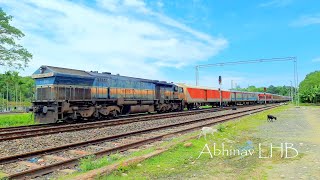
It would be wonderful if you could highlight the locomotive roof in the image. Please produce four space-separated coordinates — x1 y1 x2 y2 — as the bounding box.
47 66 92 77
33 65 175 86
88 71 159 83
88 72 175 86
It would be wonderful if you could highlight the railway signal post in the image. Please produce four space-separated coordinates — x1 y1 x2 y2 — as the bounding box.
219 76 222 108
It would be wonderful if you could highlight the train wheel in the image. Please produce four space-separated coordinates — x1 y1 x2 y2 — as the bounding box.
111 110 119 119
65 117 75 124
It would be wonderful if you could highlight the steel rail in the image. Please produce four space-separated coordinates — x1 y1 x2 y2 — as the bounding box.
0 106 242 141
0 105 275 165
6 104 278 179
0 104 258 133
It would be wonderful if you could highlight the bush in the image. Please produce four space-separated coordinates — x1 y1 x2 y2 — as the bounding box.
217 124 226 132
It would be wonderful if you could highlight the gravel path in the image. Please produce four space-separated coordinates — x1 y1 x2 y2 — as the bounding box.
255 106 320 179
0 107 257 157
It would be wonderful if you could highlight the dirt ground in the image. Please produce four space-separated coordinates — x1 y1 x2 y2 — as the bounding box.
257 106 320 179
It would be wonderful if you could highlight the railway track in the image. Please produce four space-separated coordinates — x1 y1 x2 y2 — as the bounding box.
0 104 279 179
0 105 249 134
0 105 251 141
0 107 219 133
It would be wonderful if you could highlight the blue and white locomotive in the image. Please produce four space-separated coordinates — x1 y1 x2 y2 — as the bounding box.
31 66 184 123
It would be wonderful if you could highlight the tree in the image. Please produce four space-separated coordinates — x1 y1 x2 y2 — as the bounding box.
0 71 34 111
299 71 320 103
232 84 292 96
0 9 32 69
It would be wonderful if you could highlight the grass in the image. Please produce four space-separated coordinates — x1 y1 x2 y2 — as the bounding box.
0 172 8 179
0 113 35 128
299 103 320 107
78 149 158 173
57 148 158 180
97 105 292 179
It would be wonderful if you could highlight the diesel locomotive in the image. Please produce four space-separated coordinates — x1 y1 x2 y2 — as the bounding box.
31 66 290 124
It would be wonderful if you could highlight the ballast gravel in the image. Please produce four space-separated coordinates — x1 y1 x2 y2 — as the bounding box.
0 106 259 158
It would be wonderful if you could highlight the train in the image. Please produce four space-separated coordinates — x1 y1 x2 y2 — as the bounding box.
30 65 290 124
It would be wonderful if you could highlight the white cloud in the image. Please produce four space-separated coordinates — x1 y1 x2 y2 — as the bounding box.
259 0 293 7
312 57 320 62
290 14 320 27
0 0 227 80
156 1 164 9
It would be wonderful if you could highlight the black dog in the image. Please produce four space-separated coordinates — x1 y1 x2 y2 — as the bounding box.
267 115 277 122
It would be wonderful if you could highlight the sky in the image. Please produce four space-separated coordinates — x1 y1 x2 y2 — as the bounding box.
0 0 319 89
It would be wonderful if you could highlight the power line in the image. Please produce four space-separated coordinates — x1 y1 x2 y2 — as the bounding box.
195 57 299 106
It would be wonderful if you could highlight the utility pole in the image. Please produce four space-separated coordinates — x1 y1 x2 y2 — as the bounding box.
20 89 22 109
2 93 4 112
15 83 17 109
195 66 199 86
290 80 293 103
296 58 299 106
6 82 9 111
231 80 233 90
219 76 222 108
264 87 267 105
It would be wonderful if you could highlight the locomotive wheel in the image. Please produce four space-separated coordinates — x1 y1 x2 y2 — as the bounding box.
111 110 119 119
65 117 75 124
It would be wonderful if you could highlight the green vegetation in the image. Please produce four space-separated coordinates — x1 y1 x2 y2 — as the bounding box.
0 8 32 69
0 171 8 179
78 148 157 173
233 85 293 96
58 148 157 180
0 9 34 111
299 103 320 107
0 71 34 111
79 153 125 172
0 113 34 127
217 124 226 132
299 71 320 103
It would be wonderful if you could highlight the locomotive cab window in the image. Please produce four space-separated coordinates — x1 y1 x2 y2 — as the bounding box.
178 87 183 93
